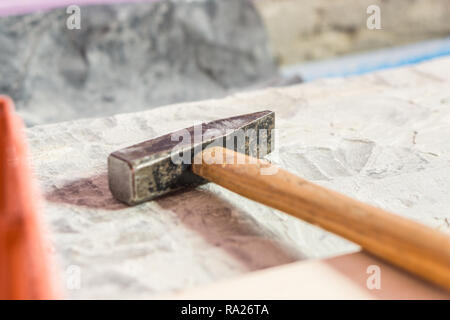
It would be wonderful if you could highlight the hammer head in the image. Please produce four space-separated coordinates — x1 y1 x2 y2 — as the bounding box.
108 110 275 205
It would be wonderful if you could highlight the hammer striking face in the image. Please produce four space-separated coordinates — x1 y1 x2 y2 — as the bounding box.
108 110 275 205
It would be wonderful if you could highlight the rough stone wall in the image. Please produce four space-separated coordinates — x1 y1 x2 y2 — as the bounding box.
255 0 450 65
0 0 276 126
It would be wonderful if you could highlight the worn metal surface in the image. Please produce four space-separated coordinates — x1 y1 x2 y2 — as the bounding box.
108 111 275 205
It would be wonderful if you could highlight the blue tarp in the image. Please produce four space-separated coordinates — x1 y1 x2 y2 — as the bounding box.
282 37 450 82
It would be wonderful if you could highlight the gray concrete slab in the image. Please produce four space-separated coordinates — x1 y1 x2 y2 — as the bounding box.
27 56 450 298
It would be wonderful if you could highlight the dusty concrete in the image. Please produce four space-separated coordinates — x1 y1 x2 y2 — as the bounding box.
27 56 450 299
255 0 450 65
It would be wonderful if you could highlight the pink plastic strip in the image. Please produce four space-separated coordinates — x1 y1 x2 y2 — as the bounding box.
0 0 158 17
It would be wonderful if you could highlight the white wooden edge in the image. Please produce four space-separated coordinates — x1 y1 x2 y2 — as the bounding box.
161 251 449 300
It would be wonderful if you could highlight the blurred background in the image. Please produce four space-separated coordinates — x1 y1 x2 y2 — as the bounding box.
0 0 449 126
258 0 450 64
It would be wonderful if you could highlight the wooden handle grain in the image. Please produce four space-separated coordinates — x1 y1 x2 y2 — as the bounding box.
192 147 450 290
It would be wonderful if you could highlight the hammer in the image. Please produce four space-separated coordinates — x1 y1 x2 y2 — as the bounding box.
108 110 450 290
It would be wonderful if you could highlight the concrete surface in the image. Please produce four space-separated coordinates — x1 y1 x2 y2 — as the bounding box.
27 56 450 299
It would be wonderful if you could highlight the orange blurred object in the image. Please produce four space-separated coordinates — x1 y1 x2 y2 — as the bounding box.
0 95 60 300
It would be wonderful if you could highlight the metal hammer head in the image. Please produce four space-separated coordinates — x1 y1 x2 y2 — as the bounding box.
108 110 275 205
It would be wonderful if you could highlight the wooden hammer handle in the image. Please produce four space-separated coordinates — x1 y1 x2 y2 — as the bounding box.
192 147 450 290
